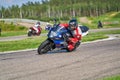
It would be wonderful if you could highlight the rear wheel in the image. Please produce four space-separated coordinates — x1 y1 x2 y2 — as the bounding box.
37 40 53 54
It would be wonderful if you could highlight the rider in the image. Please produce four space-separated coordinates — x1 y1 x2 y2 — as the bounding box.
33 22 41 34
61 19 82 51
45 23 52 31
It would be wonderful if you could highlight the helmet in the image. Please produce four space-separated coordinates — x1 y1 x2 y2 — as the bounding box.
69 19 78 30
36 22 40 25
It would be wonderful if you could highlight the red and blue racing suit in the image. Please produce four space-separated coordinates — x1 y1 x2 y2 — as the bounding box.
59 23 82 51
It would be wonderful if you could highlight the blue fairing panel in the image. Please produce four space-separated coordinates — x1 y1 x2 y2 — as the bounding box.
53 40 65 48
54 40 64 44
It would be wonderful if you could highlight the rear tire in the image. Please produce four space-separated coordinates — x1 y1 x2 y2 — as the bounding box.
37 40 52 54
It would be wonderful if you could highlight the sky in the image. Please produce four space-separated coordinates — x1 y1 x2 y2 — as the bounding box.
0 0 42 8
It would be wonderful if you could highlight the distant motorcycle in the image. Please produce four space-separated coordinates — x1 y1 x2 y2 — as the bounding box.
27 26 42 36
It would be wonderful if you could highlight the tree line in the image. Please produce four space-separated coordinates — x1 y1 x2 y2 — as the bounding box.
0 0 120 21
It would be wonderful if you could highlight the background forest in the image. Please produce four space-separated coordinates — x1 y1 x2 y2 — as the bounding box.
0 0 120 21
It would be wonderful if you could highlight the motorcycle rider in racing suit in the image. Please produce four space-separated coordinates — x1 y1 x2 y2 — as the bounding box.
33 22 41 35
62 19 82 51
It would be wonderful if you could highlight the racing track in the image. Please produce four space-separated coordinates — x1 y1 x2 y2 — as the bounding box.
0 37 120 80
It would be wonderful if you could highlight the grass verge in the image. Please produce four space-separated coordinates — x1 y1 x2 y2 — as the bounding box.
0 31 27 37
99 75 120 80
0 30 48 37
0 36 47 52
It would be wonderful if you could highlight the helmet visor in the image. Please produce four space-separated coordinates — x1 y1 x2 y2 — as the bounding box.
70 24 75 30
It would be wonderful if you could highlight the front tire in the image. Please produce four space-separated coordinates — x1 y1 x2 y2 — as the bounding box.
28 31 32 37
37 40 52 54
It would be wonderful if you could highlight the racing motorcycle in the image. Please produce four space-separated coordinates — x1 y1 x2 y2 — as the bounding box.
27 26 42 37
37 24 81 54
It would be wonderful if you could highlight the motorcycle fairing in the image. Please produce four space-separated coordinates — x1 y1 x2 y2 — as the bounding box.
48 24 69 48
53 40 66 48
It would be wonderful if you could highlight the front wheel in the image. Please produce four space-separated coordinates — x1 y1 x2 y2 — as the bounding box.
37 40 53 54
28 31 32 37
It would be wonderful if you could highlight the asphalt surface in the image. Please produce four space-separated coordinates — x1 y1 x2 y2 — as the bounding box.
0 37 120 80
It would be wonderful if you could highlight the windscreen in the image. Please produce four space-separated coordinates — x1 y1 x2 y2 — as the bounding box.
48 25 67 38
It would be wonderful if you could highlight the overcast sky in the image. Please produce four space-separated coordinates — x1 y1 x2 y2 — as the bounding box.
0 0 42 8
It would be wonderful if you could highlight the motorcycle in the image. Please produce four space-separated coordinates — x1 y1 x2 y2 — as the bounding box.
37 24 81 54
27 26 42 37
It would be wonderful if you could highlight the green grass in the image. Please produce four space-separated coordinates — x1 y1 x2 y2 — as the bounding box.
0 30 48 37
100 75 120 80
0 20 27 37
0 21 27 31
86 11 120 29
96 30 120 34
82 29 120 42
82 33 108 42
0 36 47 52
0 31 27 37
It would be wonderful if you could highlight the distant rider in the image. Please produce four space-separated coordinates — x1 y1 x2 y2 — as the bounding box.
33 22 42 35
45 23 52 31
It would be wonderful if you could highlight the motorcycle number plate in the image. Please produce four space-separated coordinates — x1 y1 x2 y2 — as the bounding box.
56 44 61 47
